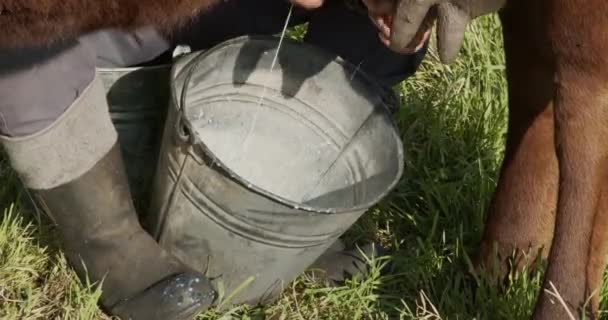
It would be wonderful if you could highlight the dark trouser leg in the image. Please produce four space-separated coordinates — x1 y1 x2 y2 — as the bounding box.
304 0 426 87
0 29 170 137
0 40 96 137
170 0 310 51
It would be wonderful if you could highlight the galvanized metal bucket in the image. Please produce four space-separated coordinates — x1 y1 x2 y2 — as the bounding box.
146 35 404 306
98 65 171 215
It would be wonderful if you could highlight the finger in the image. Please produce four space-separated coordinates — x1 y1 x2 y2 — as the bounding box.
378 32 391 47
388 0 437 52
369 13 392 38
436 3 469 64
383 14 394 37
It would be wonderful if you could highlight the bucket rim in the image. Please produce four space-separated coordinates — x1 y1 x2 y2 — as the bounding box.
175 35 405 215
97 64 173 73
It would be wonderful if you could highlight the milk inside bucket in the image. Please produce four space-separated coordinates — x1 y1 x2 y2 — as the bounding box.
146 35 405 306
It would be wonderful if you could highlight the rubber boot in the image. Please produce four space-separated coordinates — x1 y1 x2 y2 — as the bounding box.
307 239 389 286
0 73 216 320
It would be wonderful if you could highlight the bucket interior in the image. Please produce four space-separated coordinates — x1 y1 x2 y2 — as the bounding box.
179 37 403 212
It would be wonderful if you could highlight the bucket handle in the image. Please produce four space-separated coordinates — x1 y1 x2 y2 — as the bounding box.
173 110 214 166
172 50 218 166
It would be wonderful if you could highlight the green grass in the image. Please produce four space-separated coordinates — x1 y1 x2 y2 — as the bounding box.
1 15 606 319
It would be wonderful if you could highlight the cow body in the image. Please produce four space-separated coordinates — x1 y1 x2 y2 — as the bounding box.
0 0 219 48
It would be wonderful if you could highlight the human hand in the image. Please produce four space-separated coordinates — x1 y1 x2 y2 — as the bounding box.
363 0 433 54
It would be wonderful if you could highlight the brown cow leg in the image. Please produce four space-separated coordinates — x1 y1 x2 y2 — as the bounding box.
585 184 608 317
533 73 608 320
535 182 608 319
533 1 608 317
476 0 557 280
